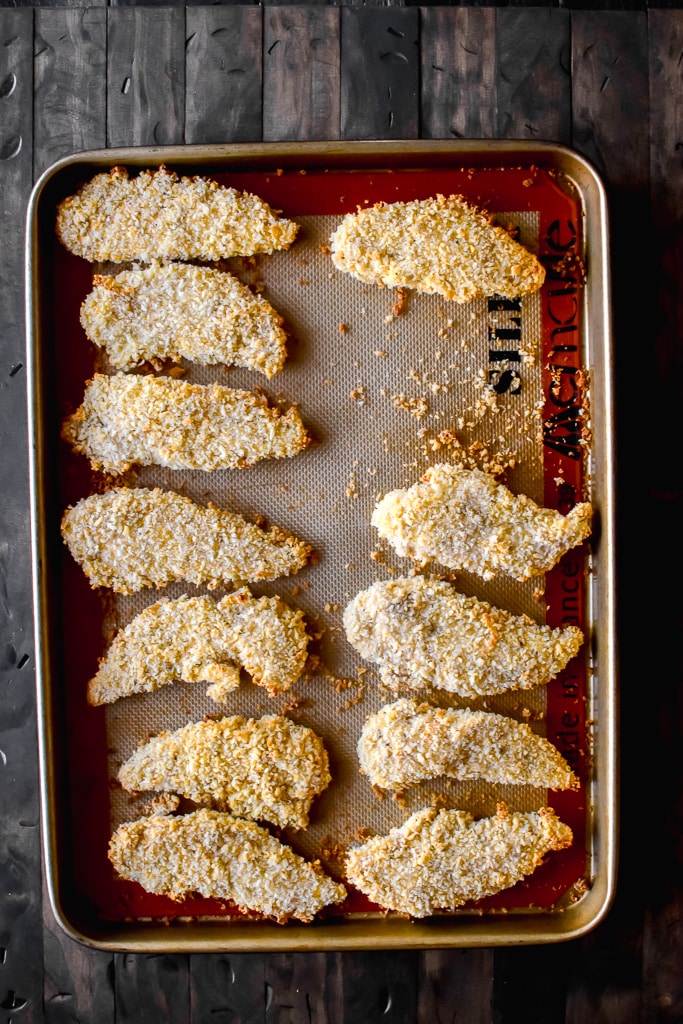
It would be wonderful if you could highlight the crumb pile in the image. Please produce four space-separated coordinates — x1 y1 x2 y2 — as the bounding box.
63 373 310 473
88 589 310 705
80 264 289 377
118 714 331 830
345 805 572 917
56 166 299 262
343 576 584 696
61 487 311 593
358 698 578 791
109 809 347 922
372 463 592 581
330 194 546 302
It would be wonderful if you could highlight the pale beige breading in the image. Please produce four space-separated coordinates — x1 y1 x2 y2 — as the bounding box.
61 487 311 594
88 589 310 706
358 698 578 791
343 576 583 697
80 264 289 377
118 714 330 830
329 195 545 302
372 464 592 581
62 373 310 474
345 805 572 917
109 809 346 922
56 166 299 262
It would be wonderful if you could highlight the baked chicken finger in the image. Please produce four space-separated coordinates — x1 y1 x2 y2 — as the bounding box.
358 698 578 791
56 165 298 262
63 373 309 474
343 576 583 696
118 714 330 830
61 487 311 593
109 809 346 922
372 464 592 581
330 195 545 302
80 264 288 377
345 805 572 917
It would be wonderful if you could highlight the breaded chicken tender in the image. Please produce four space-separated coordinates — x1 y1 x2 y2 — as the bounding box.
62 373 310 474
109 809 346 922
56 166 299 262
118 714 330 829
61 487 311 594
88 589 309 705
330 195 545 302
343 576 583 696
358 698 578 791
345 805 572 917
80 264 289 376
372 464 592 581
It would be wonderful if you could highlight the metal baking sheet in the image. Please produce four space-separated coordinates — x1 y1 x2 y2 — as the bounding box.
26 140 616 950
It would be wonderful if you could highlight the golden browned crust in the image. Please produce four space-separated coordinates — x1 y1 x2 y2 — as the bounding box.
61 487 311 594
80 264 289 376
118 714 331 830
88 589 310 705
56 166 299 262
330 195 545 302
345 805 572 916
372 464 592 581
343 576 583 696
108 809 347 922
62 373 310 474
358 698 579 791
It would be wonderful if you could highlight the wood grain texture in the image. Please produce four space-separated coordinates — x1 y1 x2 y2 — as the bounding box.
263 6 340 141
185 6 262 144
417 949 494 1024
496 8 570 143
33 8 106 177
113 954 190 1024
420 7 496 140
189 955 265 1024
107 7 185 147
340 952 417 1024
341 7 419 140
264 954 343 1023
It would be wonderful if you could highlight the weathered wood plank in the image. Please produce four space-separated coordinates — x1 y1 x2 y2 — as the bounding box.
0 12 43 1021
420 8 496 140
114 954 191 1024
33 8 107 177
417 950 495 1024
264 954 343 1023
185 7 263 145
340 952 417 1024
341 7 419 140
189 954 265 1024
263 6 340 141
496 8 571 143
107 7 185 147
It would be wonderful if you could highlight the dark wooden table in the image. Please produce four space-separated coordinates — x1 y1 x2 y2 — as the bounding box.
2 4 682 1021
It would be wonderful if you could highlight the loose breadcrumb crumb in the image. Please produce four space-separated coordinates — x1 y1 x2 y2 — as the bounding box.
371 464 592 581
358 698 578 791
109 809 346 922
56 165 299 262
63 373 310 474
61 487 311 594
343 576 583 696
118 713 330 829
345 805 572 916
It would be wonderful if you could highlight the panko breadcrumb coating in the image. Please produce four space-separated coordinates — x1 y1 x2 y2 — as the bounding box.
372 464 592 581
56 165 299 262
109 809 346 922
61 487 311 594
330 195 545 302
118 714 330 829
358 698 578 791
88 589 309 705
343 576 583 697
345 805 572 917
62 373 310 474
80 264 289 377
